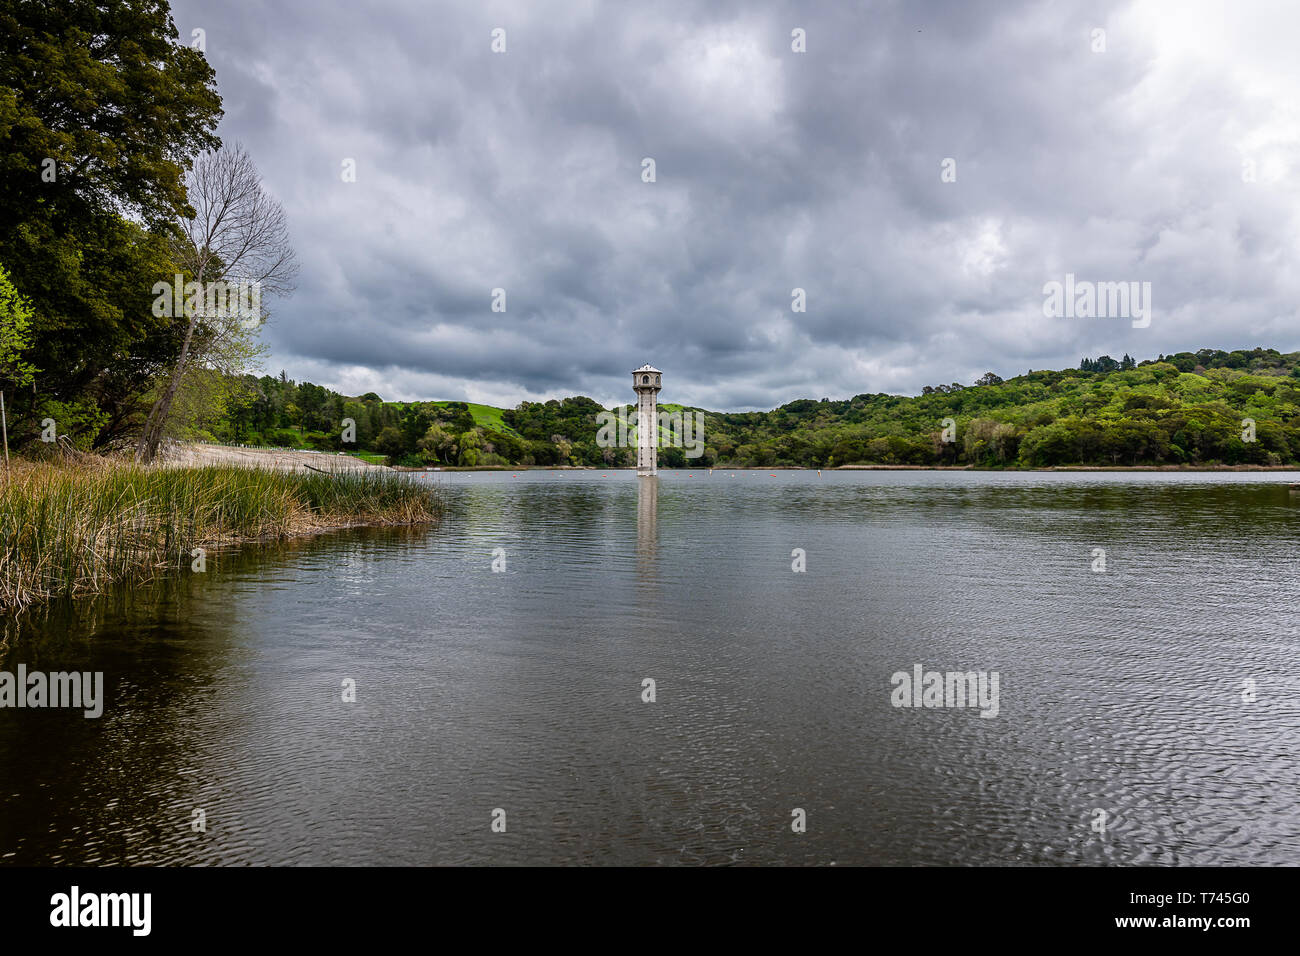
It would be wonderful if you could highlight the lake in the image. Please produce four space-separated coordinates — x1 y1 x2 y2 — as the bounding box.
2 470 1298 865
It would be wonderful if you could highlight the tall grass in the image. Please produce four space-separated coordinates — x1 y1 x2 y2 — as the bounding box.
0 460 441 611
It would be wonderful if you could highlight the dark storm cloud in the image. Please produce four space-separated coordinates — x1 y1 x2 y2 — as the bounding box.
168 0 1300 410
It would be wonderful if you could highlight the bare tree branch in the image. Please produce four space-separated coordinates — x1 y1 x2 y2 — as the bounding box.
135 144 297 462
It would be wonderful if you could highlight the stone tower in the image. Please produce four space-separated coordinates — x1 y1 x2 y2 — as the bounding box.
632 364 662 476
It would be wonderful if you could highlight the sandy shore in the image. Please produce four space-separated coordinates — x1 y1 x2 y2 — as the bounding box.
159 442 385 473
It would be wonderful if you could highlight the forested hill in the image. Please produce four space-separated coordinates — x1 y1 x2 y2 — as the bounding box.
209 347 1300 468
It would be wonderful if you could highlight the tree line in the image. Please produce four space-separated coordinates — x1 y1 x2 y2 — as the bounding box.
185 347 1300 469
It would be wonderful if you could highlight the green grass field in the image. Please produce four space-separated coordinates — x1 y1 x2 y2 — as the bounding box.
431 401 523 437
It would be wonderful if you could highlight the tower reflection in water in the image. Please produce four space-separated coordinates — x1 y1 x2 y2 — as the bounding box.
637 474 657 577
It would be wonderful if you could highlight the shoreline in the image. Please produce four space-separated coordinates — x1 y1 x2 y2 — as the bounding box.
0 459 441 613
168 443 1300 474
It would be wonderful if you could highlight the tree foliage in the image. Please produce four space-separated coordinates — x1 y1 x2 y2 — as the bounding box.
0 261 38 390
201 348 1300 469
0 0 223 447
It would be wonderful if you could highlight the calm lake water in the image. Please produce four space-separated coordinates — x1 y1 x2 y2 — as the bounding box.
2 470 1299 866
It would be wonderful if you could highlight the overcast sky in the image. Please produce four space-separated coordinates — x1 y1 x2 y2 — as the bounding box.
168 0 1300 411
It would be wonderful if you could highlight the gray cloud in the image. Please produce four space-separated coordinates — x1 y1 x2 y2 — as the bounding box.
169 0 1300 410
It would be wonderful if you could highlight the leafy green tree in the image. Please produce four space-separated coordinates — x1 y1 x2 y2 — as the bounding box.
0 261 37 459
417 423 457 464
0 0 222 443
0 262 37 390
373 426 407 463
457 429 483 466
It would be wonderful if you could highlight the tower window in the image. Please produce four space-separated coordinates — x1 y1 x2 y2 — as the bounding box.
642 375 649 384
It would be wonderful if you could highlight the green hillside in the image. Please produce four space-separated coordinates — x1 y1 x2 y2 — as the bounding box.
431 401 521 438
212 347 1300 468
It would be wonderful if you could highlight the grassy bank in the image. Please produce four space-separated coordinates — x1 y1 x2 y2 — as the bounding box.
0 460 441 611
